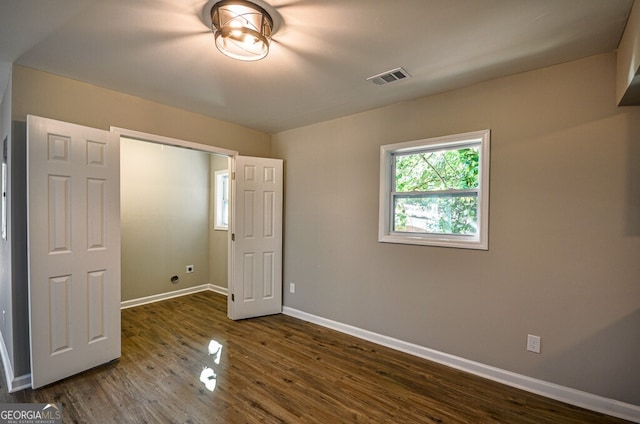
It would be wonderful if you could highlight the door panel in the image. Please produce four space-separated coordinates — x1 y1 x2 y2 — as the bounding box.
28 116 121 389
229 156 283 320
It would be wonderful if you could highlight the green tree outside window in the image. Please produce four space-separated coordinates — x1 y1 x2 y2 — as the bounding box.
393 146 480 235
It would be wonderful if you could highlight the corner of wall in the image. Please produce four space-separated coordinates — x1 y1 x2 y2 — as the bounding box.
616 0 640 104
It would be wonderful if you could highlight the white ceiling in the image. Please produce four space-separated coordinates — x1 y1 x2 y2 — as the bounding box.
0 0 634 134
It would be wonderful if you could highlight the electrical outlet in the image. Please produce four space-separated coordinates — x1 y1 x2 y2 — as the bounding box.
289 282 295 294
527 334 541 353
186 265 194 273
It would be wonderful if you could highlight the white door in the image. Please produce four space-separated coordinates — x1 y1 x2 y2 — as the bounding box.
229 156 283 320
27 116 121 388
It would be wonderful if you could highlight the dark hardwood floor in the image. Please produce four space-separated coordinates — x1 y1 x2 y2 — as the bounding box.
1 291 631 423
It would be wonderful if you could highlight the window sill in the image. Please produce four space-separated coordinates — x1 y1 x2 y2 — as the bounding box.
378 233 488 250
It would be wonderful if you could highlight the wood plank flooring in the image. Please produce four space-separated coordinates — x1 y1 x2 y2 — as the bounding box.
1 291 631 423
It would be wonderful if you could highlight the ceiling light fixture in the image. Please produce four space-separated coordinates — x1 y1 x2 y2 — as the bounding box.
207 0 274 61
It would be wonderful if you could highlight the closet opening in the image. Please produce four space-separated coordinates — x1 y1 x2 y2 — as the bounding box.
115 128 237 311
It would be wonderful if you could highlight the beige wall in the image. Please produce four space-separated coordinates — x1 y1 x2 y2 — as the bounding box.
273 52 640 405
121 138 211 301
11 65 271 157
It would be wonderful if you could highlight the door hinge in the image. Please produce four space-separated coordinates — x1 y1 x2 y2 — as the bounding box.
231 171 235 180
231 233 235 241
231 293 235 302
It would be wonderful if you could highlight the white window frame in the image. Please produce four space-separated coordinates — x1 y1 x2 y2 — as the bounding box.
214 169 229 230
378 129 490 250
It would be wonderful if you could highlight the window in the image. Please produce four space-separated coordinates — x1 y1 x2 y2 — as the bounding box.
214 170 229 230
379 130 490 249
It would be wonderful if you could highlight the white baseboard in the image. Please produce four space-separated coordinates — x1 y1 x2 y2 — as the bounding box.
209 284 228 296
0 331 31 392
10 373 31 392
120 284 224 309
282 306 640 423
0 332 14 390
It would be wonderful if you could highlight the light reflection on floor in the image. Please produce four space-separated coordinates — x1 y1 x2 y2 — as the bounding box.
199 339 223 392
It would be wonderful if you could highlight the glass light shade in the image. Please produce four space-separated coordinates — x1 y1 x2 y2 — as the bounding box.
211 0 273 61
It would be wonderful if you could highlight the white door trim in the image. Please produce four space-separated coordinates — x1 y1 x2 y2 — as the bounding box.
110 127 239 157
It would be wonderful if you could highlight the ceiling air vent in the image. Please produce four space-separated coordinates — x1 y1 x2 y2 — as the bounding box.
366 67 411 86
